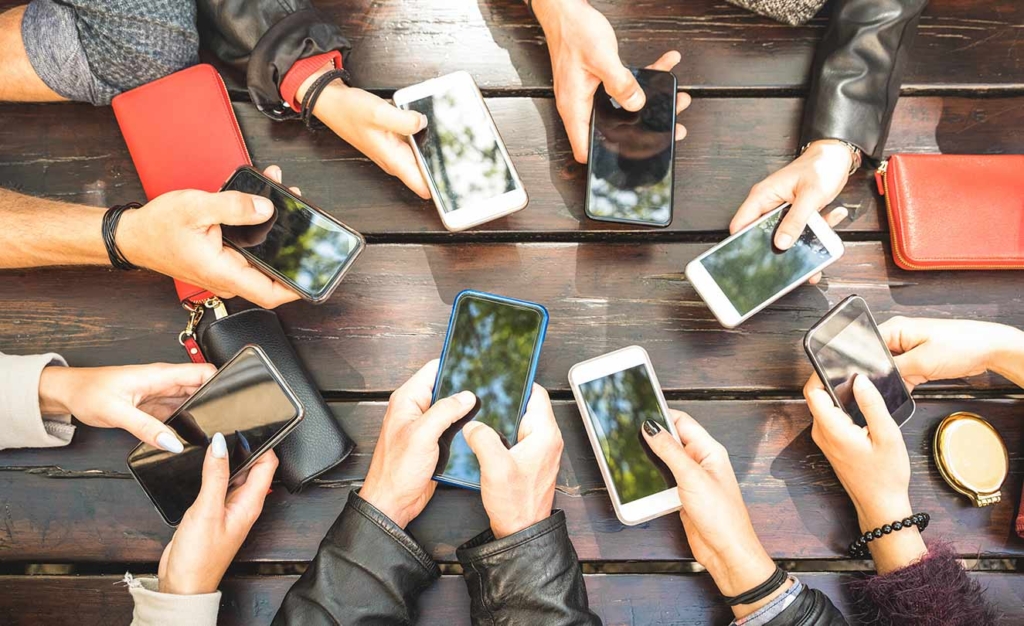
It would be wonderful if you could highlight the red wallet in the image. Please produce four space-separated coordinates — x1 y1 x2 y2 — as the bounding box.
112 64 252 307
876 154 1024 271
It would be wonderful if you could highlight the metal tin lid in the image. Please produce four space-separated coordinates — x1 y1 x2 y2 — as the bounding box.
933 412 1008 507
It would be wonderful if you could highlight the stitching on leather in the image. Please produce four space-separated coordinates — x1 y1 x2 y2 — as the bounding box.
349 498 440 577
459 515 563 563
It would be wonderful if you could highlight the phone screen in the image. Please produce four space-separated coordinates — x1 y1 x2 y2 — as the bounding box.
587 69 676 226
221 168 363 300
402 78 516 212
700 209 835 316
434 294 546 486
578 364 676 504
808 300 911 427
128 346 301 525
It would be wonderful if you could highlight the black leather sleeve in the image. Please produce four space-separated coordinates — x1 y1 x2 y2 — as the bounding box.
800 0 929 160
195 0 350 120
456 511 601 626
765 586 849 626
271 491 441 626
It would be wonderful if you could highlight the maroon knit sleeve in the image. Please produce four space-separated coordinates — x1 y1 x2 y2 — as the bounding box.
848 543 998 626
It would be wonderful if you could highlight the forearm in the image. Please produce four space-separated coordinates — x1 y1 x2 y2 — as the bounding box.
987 325 1024 388
0 5 65 102
0 188 107 268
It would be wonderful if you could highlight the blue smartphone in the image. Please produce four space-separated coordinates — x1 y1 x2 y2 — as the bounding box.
432 290 549 489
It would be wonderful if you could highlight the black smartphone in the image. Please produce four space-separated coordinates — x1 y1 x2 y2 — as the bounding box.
585 68 677 227
804 296 915 428
127 345 304 526
432 290 549 490
220 166 365 303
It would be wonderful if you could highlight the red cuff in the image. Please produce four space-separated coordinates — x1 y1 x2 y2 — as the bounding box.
280 51 344 113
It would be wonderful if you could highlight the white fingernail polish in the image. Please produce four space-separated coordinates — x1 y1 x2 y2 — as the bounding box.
156 432 183 454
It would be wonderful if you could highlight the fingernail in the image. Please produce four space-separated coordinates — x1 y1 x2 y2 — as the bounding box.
417 113 428 132
624 89 645 110
854 374 870 391
454 390 476 408
253 196 274 218
833 207 849 221
642 419 662 437
268 166 282 183
775 233 794 249
156 432 184 454
211 432 227 459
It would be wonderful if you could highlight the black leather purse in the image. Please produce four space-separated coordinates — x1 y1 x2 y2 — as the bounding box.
201 308 354 492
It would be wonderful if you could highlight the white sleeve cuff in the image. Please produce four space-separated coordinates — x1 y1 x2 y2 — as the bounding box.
126 574 221 626
0 352 75 450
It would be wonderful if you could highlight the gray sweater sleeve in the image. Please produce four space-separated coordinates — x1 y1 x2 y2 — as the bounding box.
0 351 75 450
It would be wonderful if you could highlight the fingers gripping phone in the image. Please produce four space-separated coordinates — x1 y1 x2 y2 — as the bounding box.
569 346 681 525
394 71 528 231
127 346 304 525
220 166 365 303
432 290 548 489
804 296 915 428
685 205 845 328
586 68 677 227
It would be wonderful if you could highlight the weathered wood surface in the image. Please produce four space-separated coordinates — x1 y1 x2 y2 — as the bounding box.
1 242 1022 394
3 96 1023 235
2 399 1020 563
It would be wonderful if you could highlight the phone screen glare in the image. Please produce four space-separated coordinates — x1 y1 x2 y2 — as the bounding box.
578 365 676 504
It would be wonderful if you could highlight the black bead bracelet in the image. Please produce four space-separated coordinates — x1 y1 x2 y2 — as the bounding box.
848 512 930 558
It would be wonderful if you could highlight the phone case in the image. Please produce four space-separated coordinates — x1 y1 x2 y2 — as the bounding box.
432 290 549 489
201 309 356 493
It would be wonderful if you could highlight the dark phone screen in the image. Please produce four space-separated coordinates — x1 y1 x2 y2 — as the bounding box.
700 209 835 316
586 69 676 226
578 365 676 504
128 347 301 524
221 169 363 299
403 78 515 213
434 295 545 486
808 302 911 427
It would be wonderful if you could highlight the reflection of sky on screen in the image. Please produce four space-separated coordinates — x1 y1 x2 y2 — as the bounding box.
588 176 671 224
407 84 515 212
700 211 833 316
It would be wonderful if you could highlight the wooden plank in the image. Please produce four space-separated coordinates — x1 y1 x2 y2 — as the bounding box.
1 242 1022 393
3 96 1023 235
1 399 1021 563
3 571 1023 626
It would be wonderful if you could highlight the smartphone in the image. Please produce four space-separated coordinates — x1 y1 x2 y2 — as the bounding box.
432 290 548 489
804 296 915 427
685 205 845 328
585 68 677 227
394 71 528 232
127 345 303 526
220 166 365 303
569 346 681 525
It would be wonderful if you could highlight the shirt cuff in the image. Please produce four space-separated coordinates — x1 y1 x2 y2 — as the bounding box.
125 574 220 626
279 51 343 113
0 352 75 450
732 577 803 626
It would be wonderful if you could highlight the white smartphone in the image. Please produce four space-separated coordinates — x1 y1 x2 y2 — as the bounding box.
685 205 845 328
393 71 528 231
568 346 682 526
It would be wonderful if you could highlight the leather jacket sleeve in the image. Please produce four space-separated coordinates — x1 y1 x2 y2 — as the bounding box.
800 0 929 160
456 511 601 626
765 586 849 625
195 0 350 120
271 492 440 626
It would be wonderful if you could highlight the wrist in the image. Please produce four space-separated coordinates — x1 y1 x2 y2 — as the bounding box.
804 139 857 173
986 325 1024 378
37 366 74 415
294 61 337 103
113 208 146 271
491 511 548 539
357 486 412 529
531 0 582 27
159 575 217 595
856 497 913 534
704 542 776 598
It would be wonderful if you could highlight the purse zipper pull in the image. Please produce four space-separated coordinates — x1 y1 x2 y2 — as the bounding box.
178 305 207 363
875 159 888 196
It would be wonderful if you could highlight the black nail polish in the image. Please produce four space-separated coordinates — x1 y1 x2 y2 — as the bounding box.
642 419 662 436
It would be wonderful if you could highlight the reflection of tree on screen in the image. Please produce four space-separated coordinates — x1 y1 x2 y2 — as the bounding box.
436 299 541 482
579 366 675 503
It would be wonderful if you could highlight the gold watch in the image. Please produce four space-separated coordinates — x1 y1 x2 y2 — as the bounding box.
933 412 1008 507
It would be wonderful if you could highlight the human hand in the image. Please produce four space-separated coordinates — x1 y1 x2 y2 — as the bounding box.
37 362 215 452
532 0 690 163
462 385 563 538
159 434 278 594
302 70 429 199
642 410 777 611
359 360 477 528
116 165 302 309
878 316 1024 390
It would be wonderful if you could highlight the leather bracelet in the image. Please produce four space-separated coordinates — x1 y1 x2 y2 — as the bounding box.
102 202 142 270
300 68 351 130
848 512 930 558
722 565 788 606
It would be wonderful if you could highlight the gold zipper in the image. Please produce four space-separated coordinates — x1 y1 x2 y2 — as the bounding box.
879 158 1024 270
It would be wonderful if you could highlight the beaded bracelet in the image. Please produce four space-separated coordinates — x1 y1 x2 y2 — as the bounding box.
848 512 930 558
102 202 142 270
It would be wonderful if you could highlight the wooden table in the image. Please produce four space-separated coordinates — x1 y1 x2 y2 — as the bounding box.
2 1 1022 623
